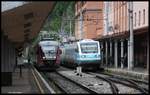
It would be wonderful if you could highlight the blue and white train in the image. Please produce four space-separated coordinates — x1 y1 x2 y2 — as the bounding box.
60 39 101 70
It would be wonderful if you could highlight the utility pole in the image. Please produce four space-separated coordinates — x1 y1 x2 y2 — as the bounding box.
128 1 134 70
70 19 72 37
80 8 83 40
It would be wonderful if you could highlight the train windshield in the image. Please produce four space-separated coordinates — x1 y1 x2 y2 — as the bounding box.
80 43 98 53
40 45 57 53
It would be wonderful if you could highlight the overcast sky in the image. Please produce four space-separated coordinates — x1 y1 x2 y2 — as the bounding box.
1 1 26 12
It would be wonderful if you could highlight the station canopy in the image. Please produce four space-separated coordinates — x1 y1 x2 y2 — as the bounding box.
1 1 55 49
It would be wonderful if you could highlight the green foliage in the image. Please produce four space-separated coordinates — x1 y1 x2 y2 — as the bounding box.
31 2 75 47
64 1 75 36
30 2 76 61
41 1 75 36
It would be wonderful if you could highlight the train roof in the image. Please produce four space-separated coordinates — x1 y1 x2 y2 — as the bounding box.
79 39 98 43
40 38 55 41
39 40 59 46
60 39 98 46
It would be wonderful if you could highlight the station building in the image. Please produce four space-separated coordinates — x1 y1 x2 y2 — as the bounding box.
74 1 149 73
75 1 104 39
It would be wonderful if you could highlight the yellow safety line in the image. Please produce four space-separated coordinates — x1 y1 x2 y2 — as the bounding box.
31 69 44 94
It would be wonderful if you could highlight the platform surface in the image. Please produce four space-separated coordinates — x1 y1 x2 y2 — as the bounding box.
105 67 149 81
1 65 39 94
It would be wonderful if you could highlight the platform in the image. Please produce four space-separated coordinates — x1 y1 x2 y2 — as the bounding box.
104 67 149 81
1 64 40 94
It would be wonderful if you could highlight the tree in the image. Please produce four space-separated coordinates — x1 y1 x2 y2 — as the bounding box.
41 1 75 38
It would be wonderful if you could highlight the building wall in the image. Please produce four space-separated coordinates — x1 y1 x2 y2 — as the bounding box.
1 33 16 86
75 1 149 70
75 1 148 39
103 1 128 35
102 1 149 70
75 1 103 40
133 2 148 30
103 1 148 36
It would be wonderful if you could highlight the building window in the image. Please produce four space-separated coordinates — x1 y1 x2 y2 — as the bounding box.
134 12 136 27
83 1 86 5
81 1 84 6
122 1 126 5
143 9 145 24
139 11 141 26
116 2 118 9
109 2 112 13
80 1 83 8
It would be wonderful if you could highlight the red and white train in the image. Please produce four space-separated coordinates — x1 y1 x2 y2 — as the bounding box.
34 38 62 71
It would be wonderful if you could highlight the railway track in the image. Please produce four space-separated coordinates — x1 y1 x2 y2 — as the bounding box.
85 72 119 94
88 72 148 94
101 71 149 91
36 66 148 94
57 66 119 93
42 72 67 93
58 66 132 94
44 71 98 94
31 65 56 94
58 66 149 94
54 70 116 93
100 72 148 91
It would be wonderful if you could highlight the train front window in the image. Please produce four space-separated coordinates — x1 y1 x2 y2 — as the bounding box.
80 43 98 53
41 45 56 53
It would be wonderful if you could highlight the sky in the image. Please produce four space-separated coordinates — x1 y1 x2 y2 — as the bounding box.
1 1 27 12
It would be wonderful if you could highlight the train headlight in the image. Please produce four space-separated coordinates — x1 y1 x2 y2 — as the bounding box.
81 55 85 58
95 55 100 58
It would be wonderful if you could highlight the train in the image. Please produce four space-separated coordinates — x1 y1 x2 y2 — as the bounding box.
34 38 62 71
60 39 101 70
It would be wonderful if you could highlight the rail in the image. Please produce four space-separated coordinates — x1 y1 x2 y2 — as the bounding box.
31 65 56 94
90 72 148 94
55 71 98 94
86 72 119 94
